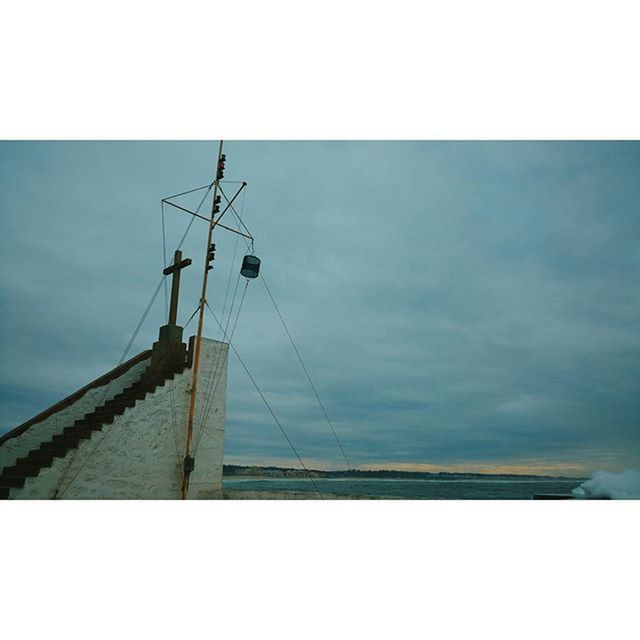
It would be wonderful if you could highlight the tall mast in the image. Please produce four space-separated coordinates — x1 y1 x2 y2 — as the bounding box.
181 140 224 499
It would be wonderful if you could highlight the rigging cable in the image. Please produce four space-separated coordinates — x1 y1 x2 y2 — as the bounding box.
219 195 358 478
192 190 247 455
162 185 214 458
219 187 245 331
205 301 323 498
161 186 211 321
162 201 169 321
192 267 245 453
161 232 187 480
192 278 248 455
170 301 202 455
184 304 201 330
164 183 213 201
259 275 356 473
173 184 214 256
54 273 168 498
219 186 253 244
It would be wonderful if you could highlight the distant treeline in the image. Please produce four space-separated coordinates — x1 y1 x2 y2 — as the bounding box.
222 464 579 481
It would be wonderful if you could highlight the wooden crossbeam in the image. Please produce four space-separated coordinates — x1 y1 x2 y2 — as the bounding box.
162 250 191 325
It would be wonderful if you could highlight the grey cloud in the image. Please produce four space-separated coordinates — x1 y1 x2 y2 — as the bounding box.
1 141 639 474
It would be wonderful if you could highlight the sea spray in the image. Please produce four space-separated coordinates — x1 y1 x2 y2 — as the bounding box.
572 470 640 499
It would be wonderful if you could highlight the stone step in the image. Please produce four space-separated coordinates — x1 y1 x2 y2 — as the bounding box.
25 448 70 461
0 360 187 499
66 421 101 432
0 475 26 489
3 464 46 478
101 393 148 409
91 407 129 420
50 434 84 447
66 427 100 438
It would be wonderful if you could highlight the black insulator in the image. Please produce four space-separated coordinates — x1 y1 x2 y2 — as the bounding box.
240 255 261 279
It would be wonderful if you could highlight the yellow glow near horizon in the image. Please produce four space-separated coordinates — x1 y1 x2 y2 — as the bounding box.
223 455 609 477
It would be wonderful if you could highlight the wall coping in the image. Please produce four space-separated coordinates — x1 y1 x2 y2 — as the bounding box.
0 350 152 446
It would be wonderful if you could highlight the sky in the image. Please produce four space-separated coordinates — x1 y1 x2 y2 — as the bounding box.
0 141 639 477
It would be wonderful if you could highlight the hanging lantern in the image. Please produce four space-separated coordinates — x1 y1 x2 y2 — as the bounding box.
240 255 261 279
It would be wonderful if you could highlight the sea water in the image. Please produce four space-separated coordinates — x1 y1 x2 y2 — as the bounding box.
222 477 584 499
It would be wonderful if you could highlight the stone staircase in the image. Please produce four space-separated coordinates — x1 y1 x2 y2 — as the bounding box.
0 358 186 499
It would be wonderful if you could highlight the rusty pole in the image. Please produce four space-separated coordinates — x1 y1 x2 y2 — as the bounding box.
181 140 224 499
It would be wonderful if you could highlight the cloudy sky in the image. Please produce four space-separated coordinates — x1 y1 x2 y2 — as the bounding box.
1 141 638 476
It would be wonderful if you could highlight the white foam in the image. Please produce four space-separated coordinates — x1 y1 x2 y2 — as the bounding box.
572 470 640 499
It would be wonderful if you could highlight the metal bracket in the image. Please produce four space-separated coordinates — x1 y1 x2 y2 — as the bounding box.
162 181 253 241
183 455 195 475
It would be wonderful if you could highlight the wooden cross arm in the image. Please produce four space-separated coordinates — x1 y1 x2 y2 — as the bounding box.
163 258 192 276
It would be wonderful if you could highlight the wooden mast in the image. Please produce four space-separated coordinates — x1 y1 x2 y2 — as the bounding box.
181 140 224 499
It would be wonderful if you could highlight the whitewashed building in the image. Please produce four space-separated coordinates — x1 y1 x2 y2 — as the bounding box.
0 326 228 499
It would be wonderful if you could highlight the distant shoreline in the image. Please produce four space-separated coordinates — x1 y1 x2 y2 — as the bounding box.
223 464 585 482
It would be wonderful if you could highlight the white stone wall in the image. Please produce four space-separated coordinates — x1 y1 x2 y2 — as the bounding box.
12 338 228 500
0 358 151 473
188 338 228 499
